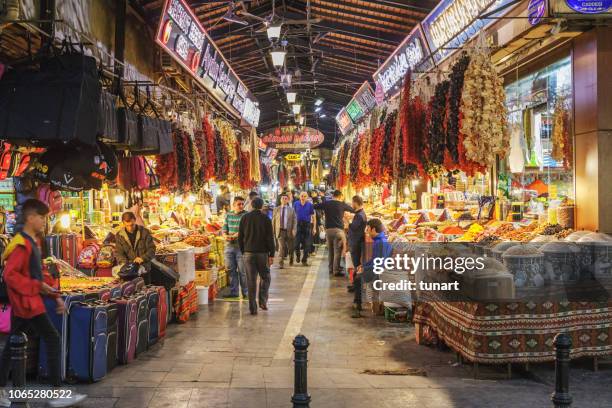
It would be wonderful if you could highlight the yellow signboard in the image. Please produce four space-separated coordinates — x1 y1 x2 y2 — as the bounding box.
285 154 302 161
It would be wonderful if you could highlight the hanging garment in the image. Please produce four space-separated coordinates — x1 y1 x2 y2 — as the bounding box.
249 127 261 182
530 112 544 169
508 123 525 173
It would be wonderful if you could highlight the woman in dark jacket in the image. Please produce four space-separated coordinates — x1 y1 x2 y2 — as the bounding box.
115 211 156 283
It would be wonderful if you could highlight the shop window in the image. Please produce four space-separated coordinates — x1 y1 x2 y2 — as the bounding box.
501 57 573 221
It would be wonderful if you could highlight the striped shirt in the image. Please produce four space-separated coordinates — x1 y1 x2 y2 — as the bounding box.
224 211 246 242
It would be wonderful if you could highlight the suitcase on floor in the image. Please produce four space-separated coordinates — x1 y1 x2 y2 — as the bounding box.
67 301 108 382
157 287 168 339
134 276 145 293
106 302 119 371
134 294 149 356
97 288 111 302
169 287 179 323
38 294 84 380
120 280 136 297
109 285 122 300
114 298 137 365
145 288 159 346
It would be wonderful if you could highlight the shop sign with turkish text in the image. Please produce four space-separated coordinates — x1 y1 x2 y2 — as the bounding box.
550 0 612 15
156 0 260 127
261 126 324 150
373 27 432 98
421 0 516 63
335 108 353 135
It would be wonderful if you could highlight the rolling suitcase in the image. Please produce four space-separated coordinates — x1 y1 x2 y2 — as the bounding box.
145 288 159 346
134 294 148 356
61 233 82 268
106 302 119 371
67 302 108 382
45 234 62 259
97 288 111 302
134 276 145 293
169 287 179 323
114 298 137 365
157 287 168 339
120 280 136 297
109 285 122 300
38 294 84 380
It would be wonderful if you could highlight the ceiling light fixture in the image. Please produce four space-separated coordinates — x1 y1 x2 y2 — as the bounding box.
267 23 282 41
298 116 305 125
270 47 287 68
292 104 301 115
320 114 326 118
286 91 297 104
314 106 322 113
314 98 324 106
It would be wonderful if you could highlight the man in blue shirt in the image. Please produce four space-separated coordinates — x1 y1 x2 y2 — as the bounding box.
347 195 367 292
353 218 392 318
293 191 315 266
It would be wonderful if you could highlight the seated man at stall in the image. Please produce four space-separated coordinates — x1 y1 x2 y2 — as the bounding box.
352 218 392 318
115 211 156 284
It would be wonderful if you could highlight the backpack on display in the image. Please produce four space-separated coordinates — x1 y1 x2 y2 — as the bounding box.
0 235 11 304
37 184 63 215
77 243 100 269
143 159 159 190
96 245 115 268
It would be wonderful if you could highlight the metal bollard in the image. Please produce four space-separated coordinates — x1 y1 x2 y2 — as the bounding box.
10 332 29 408
291 334 311 408
551 333 572 408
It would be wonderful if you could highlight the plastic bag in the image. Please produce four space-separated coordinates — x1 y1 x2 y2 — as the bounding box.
345 252 354 270
319 227 326 241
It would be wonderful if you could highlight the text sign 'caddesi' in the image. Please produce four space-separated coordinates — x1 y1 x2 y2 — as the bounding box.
421 0 515 62
156 0 260 127
373 27 431 98
261 127 324 151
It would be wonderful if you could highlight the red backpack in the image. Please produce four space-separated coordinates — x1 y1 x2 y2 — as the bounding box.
37 184 63 215
118 157 148 190
78 243 100 269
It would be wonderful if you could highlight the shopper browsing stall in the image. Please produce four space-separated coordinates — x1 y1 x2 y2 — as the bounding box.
238 198 275 315
244 191 259 212
0 199 87 407
272 194 297 268
347 195 367 291
352 218 392 318
293 192 315 266
115 211 156 284
314 190 355 276
216 185 231 214
223 197 248 298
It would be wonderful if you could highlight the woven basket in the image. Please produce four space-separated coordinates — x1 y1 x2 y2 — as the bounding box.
557 205 575 229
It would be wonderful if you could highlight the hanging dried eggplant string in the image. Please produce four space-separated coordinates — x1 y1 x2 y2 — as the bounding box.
445 53 470 169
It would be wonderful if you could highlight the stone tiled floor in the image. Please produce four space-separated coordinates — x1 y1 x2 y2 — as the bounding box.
70 248 612 407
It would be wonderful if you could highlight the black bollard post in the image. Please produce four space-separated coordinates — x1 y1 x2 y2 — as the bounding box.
291 334 311 408
10 332 29 408
551 333 572 408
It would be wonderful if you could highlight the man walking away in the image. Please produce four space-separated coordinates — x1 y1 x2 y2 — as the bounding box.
314 190 354 276
272 194 297 268
347 195 367 291
352 218 392 318
223 197 247 298
0 199 87 407
293 192 315 266
238 198 275 315
244 191 258 212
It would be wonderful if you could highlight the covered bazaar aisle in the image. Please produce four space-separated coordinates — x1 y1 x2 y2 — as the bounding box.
74 249 612 408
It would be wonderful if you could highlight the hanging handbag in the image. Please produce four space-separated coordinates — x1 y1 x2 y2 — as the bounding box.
158 120 174 155
116 107 139 148
97 89 119 143
144 159 160 190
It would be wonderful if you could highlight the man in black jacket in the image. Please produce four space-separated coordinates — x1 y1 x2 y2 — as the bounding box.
238 198 275 315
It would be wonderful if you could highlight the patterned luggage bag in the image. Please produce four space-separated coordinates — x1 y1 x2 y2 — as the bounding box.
145 288 159 347
134 294 148 356
38 294 85 380
114 298 137 365
106 302 119 371
61 233 82 268
109 285 122 300
67 302 108 382
156 287 168 339
133 276 145 293
45 235 62 259
120 280 136 297
174 284 191 323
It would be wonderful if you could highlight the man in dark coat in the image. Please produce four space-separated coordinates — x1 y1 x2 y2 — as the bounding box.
115 211 156 284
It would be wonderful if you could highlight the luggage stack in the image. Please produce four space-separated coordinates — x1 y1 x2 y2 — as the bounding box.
38 280 170 383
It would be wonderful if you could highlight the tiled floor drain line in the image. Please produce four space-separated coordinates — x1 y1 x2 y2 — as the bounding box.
272 251 323 361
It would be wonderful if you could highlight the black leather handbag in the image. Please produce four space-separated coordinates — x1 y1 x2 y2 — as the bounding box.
97 89 119 143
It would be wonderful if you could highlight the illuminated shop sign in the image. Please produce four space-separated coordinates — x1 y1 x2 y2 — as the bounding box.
335 108 353 135
373 27 431 98
261 127 324 150
156 0 260 127
421 0 515 62
565 0 612 13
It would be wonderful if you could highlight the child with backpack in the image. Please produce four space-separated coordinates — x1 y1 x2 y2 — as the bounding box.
0 199 87 407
